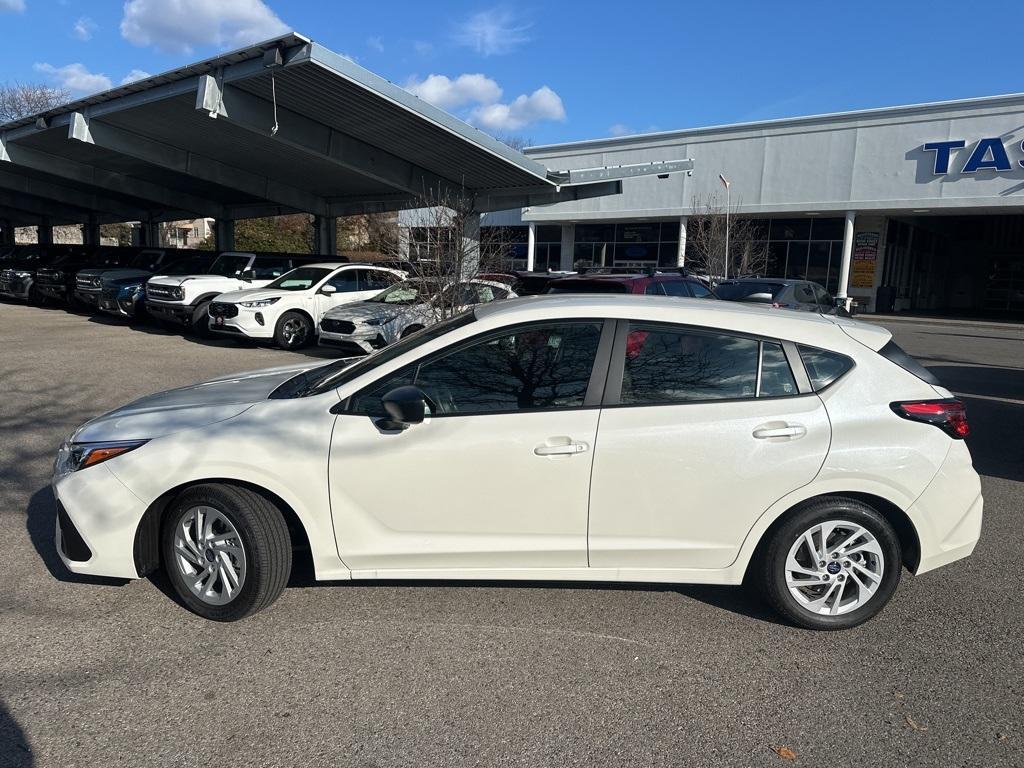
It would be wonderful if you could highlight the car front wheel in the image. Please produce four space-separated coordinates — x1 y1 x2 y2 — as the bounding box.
756 497 901 630
275 311 312 349
161 483 292 621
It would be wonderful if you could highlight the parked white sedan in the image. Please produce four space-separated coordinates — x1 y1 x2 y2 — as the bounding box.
208 263 404 349
53 296 982 628
318 277 516 355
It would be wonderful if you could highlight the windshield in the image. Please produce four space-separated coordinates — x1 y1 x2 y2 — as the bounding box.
369 279 440 305
129 251 164 271
715 282 785 301
165 256 211 275
270 310 477 399
208 254 252 277
265 267 331 291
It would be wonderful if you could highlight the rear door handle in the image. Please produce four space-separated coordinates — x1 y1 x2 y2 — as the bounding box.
752 424 807 439
534 441 589 456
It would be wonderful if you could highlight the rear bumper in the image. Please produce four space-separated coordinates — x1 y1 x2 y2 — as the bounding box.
910 441 984 575
52 463 146 579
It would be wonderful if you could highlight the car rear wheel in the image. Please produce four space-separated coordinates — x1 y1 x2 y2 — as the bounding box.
275 311 312 349
161 483 292 622
756 497 901 630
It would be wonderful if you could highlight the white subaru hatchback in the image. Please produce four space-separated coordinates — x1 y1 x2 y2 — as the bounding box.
53 296 982 629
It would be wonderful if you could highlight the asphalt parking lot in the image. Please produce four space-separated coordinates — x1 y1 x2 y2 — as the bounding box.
1 302 1021 768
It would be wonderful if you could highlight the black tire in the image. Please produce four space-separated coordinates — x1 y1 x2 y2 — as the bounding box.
755 496 901 630
400 324 424 339
274 310 313 350
161 483 292 622
189 301 215 338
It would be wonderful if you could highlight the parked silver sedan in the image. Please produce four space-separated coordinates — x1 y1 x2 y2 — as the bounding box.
318 277 516 355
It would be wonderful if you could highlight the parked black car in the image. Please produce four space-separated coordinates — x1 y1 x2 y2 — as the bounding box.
98 253 214 321
74 248 173 308
35 247 134 307
714 277 849 315
0 247 59 303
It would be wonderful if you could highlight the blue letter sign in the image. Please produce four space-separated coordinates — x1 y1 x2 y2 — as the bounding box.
923 140 966 174
962 138 1013 173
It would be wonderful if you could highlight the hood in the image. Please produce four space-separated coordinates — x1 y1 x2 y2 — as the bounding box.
149 274 231 287
73 361 326 442
77 266 128 279
215 287 291 304
323 299 416 322
97 268 154 284
107 274 148 288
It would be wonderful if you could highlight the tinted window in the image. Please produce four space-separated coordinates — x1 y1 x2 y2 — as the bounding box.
326 269 360 292
209 254 252 277
793 284 816 305
715 282 785 301
620 325 759 404
760 342 798 396
362 269 397 291
798 346 854 390
548 280 629 294
812 284 833 308
250 257 292 279
644 282 666 296
350 322 603 417
661 280 691 297
878 340 941 385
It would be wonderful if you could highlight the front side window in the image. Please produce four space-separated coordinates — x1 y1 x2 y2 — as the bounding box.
661 280 691 297
267 267 332 291
644 282 666 296
350 322 603 417
209 254 252 277
689 282 713 298
620 324 759 404
325 269 360 292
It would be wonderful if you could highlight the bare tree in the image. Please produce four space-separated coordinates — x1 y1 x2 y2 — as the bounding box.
403 184 514 321
493 134 533 152
687 193 769 279
0 82 70 123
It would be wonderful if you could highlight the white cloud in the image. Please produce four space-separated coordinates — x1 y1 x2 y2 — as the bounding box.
366 35 384 53
120 0 289 54
609 123 633 137
405 73 502 111
454 8 531 56
72 16 97 40
469 86 566 132
33 62 112 95
121 69 151 85
0 0 26 13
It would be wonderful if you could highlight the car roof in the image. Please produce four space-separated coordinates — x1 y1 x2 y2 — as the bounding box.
719 277 807 286
472 294 853 345
297 262 348 269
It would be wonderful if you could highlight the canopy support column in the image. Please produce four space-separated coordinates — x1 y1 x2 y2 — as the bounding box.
38 218 53 246
559 223 575 271
836 210 856 309
215 219 235 252
526 222 536 271
313 215 337 256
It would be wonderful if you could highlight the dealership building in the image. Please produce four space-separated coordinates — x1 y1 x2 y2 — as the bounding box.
416 93 1024 316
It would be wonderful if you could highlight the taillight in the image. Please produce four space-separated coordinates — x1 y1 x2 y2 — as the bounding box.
890 399 969 439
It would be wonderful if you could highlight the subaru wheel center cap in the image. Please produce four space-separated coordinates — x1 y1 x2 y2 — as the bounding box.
826 561 842 575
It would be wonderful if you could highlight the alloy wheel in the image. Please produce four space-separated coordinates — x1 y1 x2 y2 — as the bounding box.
172 506 247 605
784 519 885 616
281 318 307 346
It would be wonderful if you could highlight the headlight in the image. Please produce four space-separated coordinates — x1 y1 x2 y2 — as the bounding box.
13 270 31 278
239 297 280 308
54 439 148 479
118 284 142 299
364 315 397 326
170 287 184 300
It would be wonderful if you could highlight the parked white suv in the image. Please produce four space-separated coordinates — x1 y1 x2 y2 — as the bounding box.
318 277 515 355
53 296 982 628
209 263 405 349
144 252 302 335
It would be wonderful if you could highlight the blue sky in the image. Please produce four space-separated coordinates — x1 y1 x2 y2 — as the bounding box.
2 0 1022 145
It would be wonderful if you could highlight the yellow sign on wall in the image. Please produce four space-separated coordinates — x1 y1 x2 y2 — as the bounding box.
851 232 879 289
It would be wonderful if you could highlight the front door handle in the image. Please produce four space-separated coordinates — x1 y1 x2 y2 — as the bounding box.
752 424 807 439
534 440 589 456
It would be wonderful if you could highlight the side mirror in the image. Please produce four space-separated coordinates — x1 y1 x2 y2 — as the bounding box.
380 385 430 429
320 283 337 294
240 269 256 281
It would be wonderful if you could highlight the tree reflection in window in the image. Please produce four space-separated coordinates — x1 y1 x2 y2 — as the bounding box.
621 325 759 404
351 323 603 417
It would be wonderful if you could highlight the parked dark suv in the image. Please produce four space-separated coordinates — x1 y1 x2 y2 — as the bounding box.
714 277 848 315
546 269 715 298
74 248 173 309
35 248 134 307
0 247 60 303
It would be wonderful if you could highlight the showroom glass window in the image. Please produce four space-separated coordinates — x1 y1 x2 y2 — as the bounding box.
350 322 604 417
618 324 798 403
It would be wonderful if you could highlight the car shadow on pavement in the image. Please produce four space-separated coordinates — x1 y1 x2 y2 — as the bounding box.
24 486 128 588
0 700 33 767
927 365 1024 483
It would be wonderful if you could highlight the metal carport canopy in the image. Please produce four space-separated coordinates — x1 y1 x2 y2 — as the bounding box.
0 32 692 229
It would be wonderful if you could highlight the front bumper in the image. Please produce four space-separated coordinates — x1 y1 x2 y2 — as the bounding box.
208 307 275 339
318 325 389 354
0 276 33 299
36 284 68 301
146 300 192 326
73 289 101 307
98 290 139 319
52 463 147 579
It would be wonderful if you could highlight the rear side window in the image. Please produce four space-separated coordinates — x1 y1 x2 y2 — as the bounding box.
689 282 712 298
759 342 798 397
798 346 854 391
878 340 941 386
644 282 666 296
661 281 691 297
